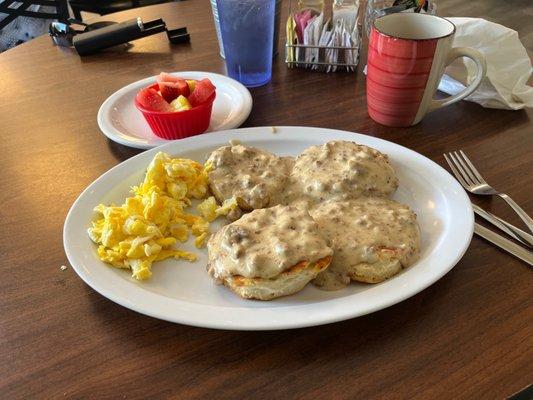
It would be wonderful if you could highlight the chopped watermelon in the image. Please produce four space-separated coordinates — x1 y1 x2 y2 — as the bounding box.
157 72 190 102
157 72 181 83
136 88 173 112
188 79 216 107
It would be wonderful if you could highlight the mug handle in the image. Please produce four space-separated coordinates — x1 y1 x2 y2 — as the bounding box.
429 47 487 111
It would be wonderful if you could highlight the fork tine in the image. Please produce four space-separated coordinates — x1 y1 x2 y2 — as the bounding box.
452 151 478 185
444 153 470 189
459 150 486 184
449 151 475 186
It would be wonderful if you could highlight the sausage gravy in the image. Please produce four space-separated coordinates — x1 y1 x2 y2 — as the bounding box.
206 143 293 210
284 141 398 204
207 204 332 280
311 198 421 289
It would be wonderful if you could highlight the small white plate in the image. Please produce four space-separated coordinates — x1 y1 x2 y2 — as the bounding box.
64 127 473 330
97 71 252 149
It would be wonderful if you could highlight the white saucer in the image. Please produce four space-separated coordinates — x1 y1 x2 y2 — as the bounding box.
97 71 252 149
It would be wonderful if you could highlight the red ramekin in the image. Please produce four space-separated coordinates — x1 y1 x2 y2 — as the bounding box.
135 84 216 140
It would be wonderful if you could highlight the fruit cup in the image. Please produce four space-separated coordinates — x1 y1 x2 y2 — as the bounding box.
135 84 216 140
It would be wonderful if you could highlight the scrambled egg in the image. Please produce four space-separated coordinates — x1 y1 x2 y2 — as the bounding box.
88 152 238 280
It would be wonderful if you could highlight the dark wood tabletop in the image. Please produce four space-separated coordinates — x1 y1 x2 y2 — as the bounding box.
1 0 532 398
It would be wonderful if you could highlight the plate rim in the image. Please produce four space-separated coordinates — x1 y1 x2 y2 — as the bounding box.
96 71 253 149
64 126 474 330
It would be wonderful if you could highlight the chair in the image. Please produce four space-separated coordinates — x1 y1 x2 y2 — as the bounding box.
0 0 69 30
68 0 175 21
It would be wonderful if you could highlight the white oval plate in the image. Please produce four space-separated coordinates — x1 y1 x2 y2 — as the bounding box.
64 127 473 330
97 71 252 149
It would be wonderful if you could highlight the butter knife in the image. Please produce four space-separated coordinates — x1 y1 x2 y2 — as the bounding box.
473 204 533 248
474 223 533 266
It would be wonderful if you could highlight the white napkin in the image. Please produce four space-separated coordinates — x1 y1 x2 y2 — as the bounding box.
326 19 343 72
438 17 533 110
350 25 360 70
310 13 324 67
303 16 316 67
315 20 331 71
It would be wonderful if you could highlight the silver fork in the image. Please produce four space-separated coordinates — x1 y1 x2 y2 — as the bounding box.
444 150 533 233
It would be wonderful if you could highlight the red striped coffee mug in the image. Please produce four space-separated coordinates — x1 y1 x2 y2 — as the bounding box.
367 13 487 127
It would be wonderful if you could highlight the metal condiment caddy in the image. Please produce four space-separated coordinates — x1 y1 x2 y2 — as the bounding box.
285 0 362 72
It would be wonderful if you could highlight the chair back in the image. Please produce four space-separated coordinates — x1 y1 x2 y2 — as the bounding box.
0 0 69 30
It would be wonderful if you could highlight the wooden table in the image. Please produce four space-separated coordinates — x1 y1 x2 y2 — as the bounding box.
1 0 532 398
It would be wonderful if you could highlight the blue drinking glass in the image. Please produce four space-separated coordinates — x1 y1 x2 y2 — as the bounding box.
216 0 275 87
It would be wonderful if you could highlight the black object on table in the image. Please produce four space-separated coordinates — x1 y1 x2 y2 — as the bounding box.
72 17 168 55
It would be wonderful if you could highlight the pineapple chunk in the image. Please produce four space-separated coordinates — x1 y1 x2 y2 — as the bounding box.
186 80 196 93
170 95 192 111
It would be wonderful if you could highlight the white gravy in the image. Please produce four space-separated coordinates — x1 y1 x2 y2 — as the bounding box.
284 141 398 205
205 141 420 292
206 144 293 210
207 204 333 280
311 198 420 290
